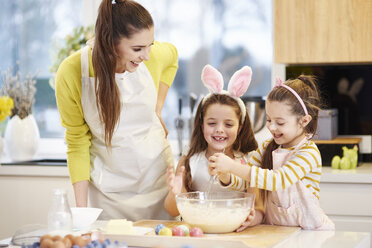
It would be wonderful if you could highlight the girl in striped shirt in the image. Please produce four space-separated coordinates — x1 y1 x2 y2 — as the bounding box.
209 75 335 230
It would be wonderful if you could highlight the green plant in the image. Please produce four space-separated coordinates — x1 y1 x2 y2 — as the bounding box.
49 25 94 89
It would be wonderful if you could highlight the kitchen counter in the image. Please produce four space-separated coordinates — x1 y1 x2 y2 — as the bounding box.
0 225 369 248
322 163 372 183
1 137 372 244
275 230 370 248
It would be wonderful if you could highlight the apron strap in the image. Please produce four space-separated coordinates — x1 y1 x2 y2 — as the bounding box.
81 46 90 78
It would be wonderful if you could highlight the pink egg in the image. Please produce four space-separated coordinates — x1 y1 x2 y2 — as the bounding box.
171 226 184 236
190 227 203 237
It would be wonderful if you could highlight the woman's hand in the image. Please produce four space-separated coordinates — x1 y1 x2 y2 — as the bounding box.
236 209 256 232
166 164 184 195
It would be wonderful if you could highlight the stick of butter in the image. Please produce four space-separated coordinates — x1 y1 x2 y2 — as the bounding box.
106 219 136 235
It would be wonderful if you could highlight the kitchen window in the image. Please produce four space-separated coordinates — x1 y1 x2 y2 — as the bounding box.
0 0 273 142
0 0 82 138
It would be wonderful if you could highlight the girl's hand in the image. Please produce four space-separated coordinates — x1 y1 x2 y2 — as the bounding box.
166 164 184 195
235 209 256 232
208 153 235 175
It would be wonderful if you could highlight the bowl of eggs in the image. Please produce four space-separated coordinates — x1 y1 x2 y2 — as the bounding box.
70 207 103 230
175 191 254 233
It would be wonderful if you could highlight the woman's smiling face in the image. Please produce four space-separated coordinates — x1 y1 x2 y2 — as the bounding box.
114 27 154 73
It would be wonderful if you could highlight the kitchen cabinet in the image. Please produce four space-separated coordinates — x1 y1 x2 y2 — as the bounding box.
274 0 372 64
319 163 372 247
0 165 74 240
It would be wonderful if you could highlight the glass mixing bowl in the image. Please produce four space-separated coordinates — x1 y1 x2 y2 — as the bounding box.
175 191 255 233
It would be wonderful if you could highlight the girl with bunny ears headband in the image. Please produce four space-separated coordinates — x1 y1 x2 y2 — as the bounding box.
164 65 264 227
201 64 252 122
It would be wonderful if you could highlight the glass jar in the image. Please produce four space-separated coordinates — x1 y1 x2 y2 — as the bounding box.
48 189 72 234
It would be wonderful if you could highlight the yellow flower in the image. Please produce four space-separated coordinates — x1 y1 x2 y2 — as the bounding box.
0 96 14 122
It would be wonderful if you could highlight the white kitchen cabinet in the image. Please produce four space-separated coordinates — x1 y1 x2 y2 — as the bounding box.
0 166 73 240
319 164 372 247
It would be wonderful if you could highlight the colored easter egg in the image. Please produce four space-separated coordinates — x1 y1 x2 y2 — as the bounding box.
158 227 172 236
155 224 166 235
190 227 203 237
172 226 184 236
177 225 190 236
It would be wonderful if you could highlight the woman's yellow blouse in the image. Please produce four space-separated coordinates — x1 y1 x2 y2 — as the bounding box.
55 41 178 184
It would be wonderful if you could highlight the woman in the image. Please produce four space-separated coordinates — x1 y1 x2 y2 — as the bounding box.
55 0 178 220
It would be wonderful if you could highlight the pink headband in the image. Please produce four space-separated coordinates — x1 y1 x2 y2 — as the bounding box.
275 77 308 116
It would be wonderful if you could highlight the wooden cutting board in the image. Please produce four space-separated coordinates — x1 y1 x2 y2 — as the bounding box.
104 219 301 248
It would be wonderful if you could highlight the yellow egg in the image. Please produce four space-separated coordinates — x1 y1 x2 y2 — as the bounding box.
158 227 172 236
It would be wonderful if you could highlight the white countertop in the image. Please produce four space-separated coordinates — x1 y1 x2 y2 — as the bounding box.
0 229 369 248
275 230 370 248
322 163 372 183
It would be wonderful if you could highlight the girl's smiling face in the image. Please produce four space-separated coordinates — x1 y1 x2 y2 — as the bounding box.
114 27 154 73
265 100 306 148
203 103 240 156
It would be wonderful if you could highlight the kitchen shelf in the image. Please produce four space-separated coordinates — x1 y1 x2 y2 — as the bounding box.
314 137 361 145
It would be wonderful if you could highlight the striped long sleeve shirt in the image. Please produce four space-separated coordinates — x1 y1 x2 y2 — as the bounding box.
228 139 323 199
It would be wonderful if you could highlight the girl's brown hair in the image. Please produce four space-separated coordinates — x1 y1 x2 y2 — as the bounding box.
261 75 322 170
92 0 153 147
183 94 258 191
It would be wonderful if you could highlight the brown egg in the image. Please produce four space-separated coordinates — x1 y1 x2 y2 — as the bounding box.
73 236 87 247
51 240 65 248
40 238 54 248
62 237 72 248
40 234 52 243
64 234 75 243
52 235 62 242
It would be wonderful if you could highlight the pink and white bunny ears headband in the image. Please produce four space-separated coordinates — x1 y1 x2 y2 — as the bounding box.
275 77 308 116
201 64 252 122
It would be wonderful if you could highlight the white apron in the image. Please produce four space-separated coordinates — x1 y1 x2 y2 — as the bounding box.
80 46 173 221
265 138 335 230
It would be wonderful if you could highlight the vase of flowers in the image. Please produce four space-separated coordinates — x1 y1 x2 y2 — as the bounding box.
1 67 39 161
0 96 14 161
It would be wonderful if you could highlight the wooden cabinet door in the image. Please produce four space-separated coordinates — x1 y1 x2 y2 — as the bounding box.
274 0 372 64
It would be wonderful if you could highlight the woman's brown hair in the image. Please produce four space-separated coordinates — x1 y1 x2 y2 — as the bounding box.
92 0 153 147
261 75 322 170
183 94 258 191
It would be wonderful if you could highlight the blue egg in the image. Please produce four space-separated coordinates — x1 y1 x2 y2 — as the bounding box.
155 224 166 235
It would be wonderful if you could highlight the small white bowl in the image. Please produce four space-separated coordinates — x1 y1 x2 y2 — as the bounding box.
70 207 103 230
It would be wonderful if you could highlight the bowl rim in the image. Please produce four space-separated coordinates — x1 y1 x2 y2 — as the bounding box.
175 191 254 202
70 207 103 214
